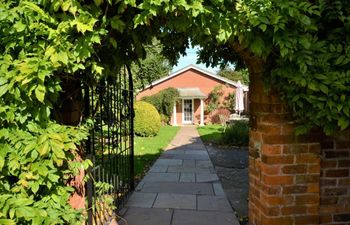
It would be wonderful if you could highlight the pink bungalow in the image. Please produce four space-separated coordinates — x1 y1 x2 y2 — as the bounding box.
136 65 249 126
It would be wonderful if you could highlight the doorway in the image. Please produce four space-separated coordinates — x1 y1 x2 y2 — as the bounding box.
183 99 193 124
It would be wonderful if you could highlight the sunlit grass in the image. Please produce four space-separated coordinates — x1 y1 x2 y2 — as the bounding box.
197 125 224 145
134 125 180 180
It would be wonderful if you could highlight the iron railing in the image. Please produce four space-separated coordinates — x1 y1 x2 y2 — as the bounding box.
85 66 134 225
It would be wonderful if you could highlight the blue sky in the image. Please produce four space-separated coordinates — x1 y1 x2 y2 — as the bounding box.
171 46 220 74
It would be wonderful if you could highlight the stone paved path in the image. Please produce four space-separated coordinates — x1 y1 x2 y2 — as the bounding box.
120 126 240 225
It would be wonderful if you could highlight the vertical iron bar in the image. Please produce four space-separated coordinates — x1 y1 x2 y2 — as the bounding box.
99 84 104 165
126 65 135 190
84 84 93 225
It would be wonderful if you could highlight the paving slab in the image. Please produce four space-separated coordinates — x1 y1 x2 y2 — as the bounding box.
185 150 208 155
179 173 195 182
182 159 195 167
160 154 209 160
197 195 233 212
140 182 214 195
135 181 144 191
167 166 212 174
213 183 226 196
153 193 196 209
172 210 240 225
182 144 205 149
196 160 214 168
143 172 180 182
153 159 183 166
196 173 219 182
163 149 185 155
126 192 157 208
119 208 172 225
149 165 168 173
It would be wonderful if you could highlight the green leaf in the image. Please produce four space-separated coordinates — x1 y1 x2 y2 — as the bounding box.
13 22 26 32
299 37 311 49
259 24 267 32
57 52 68 65
48 174 60 182
61 1 71 11
31 182 39 193
21 1 51 22
38 141 49 156
92 64 104 75
300 15 311 25
35 85 46 102
51 141 66 159
0 144 10 170
250 37 264 56
295 125 308 135
0 83 9 97
16 206 35 218
338 117 349 130
94 0 104 6
0 219 16 225
110 16 126 32
336 56 345 65
319 84 328 94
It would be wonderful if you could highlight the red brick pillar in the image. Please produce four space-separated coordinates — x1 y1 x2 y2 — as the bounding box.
248 71 321 225
319 131 350 224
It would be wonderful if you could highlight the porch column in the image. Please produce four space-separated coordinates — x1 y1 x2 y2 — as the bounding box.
173 101 177 126
200 99 204 126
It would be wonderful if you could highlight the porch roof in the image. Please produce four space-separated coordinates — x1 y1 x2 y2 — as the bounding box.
177 88 206 99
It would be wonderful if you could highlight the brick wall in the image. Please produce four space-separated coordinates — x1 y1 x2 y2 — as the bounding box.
248 72 321 225
248 69 350 225
319 131 350 225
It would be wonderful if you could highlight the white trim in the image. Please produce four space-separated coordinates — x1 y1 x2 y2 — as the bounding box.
173 102 177 126
200 99 204 126
182 98 194 124
141 64 249 92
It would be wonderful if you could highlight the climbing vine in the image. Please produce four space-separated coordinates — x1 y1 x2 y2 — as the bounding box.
206 85 224 113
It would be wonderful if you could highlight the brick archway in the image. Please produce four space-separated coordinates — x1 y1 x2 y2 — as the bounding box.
242 55 350 225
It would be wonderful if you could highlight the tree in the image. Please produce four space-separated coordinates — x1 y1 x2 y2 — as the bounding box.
217 66 249 84
131 0 350 135
132 40 172 90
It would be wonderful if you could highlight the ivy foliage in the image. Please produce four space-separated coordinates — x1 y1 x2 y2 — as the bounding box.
0 1 102 224
206 86 224 113
142 88 179 122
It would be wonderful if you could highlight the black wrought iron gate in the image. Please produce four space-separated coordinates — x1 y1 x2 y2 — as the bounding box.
84 66 134 225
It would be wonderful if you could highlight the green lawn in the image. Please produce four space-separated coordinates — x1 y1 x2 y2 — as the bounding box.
134 125 180 180
198 122 249 147
197 125 224 145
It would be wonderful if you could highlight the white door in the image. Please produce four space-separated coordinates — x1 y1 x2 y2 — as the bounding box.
183 99 193 124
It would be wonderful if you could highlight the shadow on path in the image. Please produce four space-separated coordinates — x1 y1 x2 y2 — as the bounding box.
206 145 249 224
119 126 240 225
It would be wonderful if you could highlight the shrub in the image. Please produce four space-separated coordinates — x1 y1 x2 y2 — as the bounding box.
223 92 235 112
222 120 249 146
160 113 170 125
142 88 179 121
211 108 231 124
134 101 161 137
